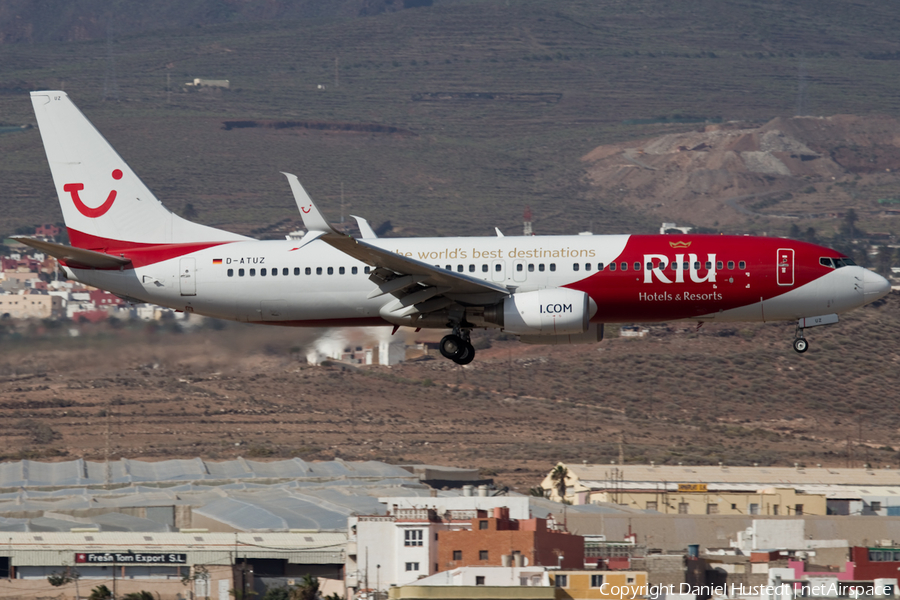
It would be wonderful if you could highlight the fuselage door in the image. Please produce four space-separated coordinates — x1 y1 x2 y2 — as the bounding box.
491 259 506 282
513 259 527 282
776 248 795 286
179 257 197 296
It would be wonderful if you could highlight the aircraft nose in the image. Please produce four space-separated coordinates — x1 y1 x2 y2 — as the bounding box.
863 268 891 300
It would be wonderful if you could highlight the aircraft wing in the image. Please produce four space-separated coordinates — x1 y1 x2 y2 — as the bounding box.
282 173 510 303
12 237 132 269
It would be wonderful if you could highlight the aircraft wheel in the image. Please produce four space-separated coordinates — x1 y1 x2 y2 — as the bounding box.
440 334 465 360
793 338 809 353
454 342 476 365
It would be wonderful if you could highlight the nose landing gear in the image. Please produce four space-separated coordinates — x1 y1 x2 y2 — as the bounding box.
792 333 809 353
440 329 475 365
791 314 840 354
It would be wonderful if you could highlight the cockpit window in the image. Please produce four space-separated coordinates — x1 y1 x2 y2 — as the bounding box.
822 257 857 268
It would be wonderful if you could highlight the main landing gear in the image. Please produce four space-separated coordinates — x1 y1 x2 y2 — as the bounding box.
440 328 475 365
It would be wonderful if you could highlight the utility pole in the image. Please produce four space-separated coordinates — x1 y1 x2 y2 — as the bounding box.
335 57 340 88
105 400 112 489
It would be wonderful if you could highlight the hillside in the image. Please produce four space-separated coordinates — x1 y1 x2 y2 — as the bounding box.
0 291 897 490
581 114 900 228
2 0 900 239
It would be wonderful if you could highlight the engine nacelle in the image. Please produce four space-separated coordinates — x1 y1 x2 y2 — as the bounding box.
484 288 594 336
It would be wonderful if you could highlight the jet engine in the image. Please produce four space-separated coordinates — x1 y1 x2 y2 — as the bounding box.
484 288 595 336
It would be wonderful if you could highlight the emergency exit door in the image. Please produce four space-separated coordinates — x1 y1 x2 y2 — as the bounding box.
776 248 794 286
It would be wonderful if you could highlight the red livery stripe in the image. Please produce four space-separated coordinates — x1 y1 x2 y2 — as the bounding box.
66 228 237 269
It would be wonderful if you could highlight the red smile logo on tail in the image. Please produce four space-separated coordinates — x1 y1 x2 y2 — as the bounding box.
65 169 123 218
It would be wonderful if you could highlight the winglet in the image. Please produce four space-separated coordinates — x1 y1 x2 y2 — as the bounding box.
351 215 378 239
282 172 336 233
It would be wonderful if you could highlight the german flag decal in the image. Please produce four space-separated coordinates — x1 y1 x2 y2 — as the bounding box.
212 258 223 265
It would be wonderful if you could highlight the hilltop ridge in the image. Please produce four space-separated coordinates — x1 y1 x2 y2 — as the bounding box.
582 114 900 227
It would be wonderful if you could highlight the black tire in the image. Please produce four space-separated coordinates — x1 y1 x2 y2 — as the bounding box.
455 341 476 365
440 334 465 360
793 338 809 353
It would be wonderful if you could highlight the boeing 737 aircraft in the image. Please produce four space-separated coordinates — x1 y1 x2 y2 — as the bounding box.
17 91 891 364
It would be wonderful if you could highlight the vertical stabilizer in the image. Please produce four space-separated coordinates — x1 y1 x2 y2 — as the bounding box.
30 91 248 249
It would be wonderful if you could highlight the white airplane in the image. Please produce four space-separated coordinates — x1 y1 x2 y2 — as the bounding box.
17 91 891 364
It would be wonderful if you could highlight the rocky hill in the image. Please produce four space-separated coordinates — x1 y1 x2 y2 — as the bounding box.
581 115 900 228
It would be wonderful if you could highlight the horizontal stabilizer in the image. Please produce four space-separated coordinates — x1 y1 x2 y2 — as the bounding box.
12 237 131 269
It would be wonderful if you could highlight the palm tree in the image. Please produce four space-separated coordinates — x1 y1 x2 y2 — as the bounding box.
550 464 569 502
289 574 320 600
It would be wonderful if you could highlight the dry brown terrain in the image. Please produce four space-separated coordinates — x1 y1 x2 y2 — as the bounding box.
1 291 898 492
582 115 900 230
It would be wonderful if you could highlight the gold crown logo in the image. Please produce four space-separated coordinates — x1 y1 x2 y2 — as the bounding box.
669 241 692 249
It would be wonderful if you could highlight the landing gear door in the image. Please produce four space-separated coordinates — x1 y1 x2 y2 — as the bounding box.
777 248 794 286
179 257 197 296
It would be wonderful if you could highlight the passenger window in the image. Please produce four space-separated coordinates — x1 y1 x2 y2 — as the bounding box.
283 268 289 276
819 257 835 268
364 267 371 274
716 261 723 270
573 263 580 271
260 268 266 276
727 261 734 270
239 268 245 276
693 262 700 269
597 263 604 270
457 265 463 272
528 264 535 272
445 265 451 270
585 263 591 271
327 267 334 275
270 268 276 277
250 268 256 276
516 264 523 272
671 261 677 270
305 267 311 275
705 261 712 269
482 264 489 272
469 265 475 272
621 262 627 271
339 267 345 274
495 263 502 272
683 262 689 270
609 262 616 271
646 262 653 270
550 263 556 272
539 264 545 272
352 266 358 274
633 261 640 271
227 269 234 277
739 261 746 269
316 267 323 275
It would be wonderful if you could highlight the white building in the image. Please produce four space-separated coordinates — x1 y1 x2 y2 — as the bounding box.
348 497 533 598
